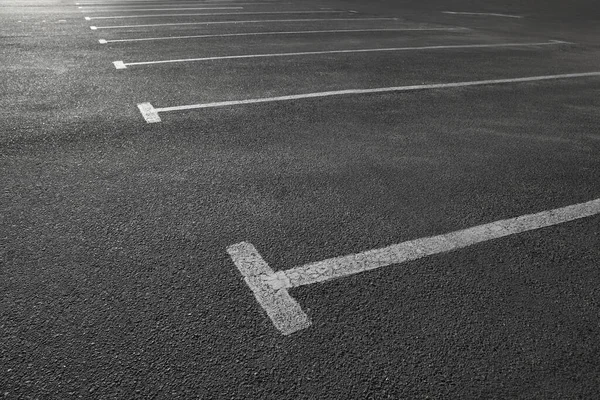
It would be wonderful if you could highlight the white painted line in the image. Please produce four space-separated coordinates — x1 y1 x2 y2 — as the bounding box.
227 242 311 336
79 2 289 8
116 40 570 69
98 38 107 44
83 7 243 13
85 10 343 20
137 102 161 123
228 198 600 334
89 17 399 29
443 11 523 18
113 60 126 69
99 27 470 44
137 71 600 123
90 25 97 30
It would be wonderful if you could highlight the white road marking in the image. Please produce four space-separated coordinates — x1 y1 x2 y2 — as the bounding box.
115 40 570 69
98 27 470 44
136 71 600 123
89 17 399 29
85 10 343 20
84 7 244 14
137 102 161 123
443 11 524 18
78 2 289 7
227 242 311 335
228 198 600 334
77 1 284 4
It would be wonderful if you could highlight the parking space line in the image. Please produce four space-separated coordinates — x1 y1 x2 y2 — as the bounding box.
136 72 600 123
228 197 600 335
227 242 311 335
85 10 344 20
90 17 399 30
78 2 291 7
442 11 524 18
98 27 470 44
115 40 570 69
84 8 243 15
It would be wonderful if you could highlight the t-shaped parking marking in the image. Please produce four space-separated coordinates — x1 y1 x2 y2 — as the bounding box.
227 198 600 335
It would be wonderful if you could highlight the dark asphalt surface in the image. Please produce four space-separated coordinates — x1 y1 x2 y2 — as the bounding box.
2 0 599 398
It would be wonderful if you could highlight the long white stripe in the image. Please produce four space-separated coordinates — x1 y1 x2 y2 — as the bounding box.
443 11 523 18
99 27 469 44
117 40 569 68
78 1 284 4
86 10 342 20
85 7 243 13
81 4 284 10
136 71 600 123
90 17 398 29
228 198 600 334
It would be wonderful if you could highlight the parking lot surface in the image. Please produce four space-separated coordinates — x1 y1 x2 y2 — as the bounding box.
2 0 599 398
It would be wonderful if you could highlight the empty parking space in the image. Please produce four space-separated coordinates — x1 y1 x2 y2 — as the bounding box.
3 0 599 397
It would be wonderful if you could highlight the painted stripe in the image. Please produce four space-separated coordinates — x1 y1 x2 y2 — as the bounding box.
116 40 570 68
137 72 600 123
137 102 161 123
89 17 399 29
85 10 343 20
443 11 523 18
78 2 291 8
84 8 244 14
228 198 600 334
78 1 284 4
227 242 311 336
98 27 470 44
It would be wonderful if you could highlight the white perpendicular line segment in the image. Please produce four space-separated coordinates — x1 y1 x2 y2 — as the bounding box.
113 61 126 69
227 242 311 336
85 10 343 20
99 27 470 44
117 41 569 68
90 25 97 29
442 11 523 18
137 102 161 123
140 72 600 122
89 17 399 29
228 198 600 334
98 39 107 44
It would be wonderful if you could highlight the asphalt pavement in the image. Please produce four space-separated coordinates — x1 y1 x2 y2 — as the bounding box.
1 0 599 398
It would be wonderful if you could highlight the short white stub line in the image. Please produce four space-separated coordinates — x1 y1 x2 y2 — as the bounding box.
443 11 524 18
85 10 344 20
136 71 600 123
115 40 570 69
89 17 398 30
228 198 600 335
98 27 470 44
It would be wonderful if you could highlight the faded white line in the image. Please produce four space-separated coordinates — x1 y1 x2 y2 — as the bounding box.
86 10 343 20
84 8 243 14
98 27 470 44
136 71 600 123
78 2 291 7
90 17 398 29
115 40 570 69
228 198 600 334
443 11 523 18
227 242 311 336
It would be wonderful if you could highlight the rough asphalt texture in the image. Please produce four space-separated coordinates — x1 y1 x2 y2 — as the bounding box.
1 0 599 398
